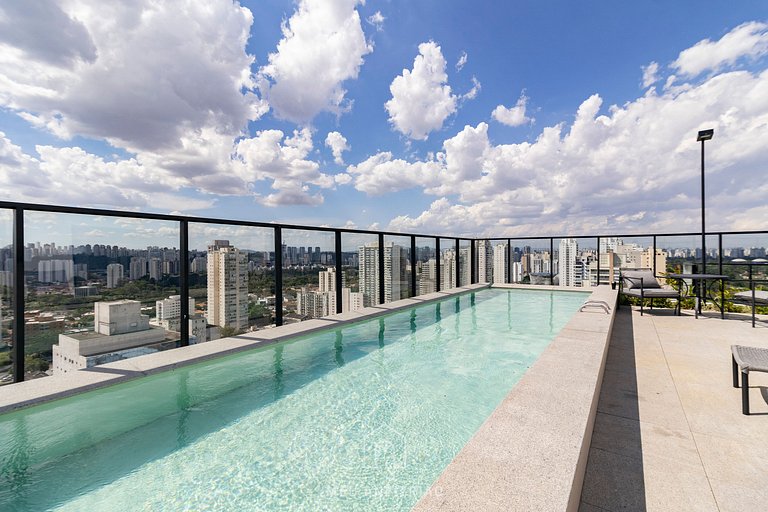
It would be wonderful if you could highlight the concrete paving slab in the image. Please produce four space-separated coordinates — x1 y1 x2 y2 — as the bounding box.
582 305 768 512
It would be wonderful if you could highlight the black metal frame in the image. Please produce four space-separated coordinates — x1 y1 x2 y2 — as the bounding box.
2 198 767 384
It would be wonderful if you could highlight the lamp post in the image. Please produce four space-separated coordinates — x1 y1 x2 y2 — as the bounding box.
696 129 714 275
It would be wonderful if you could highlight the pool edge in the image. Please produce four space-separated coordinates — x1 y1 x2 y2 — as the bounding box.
412 285 618 512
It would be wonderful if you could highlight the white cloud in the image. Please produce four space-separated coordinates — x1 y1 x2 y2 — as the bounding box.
259 0 372 123
366 11 385 31
385 41 458 140
491 92 533 126
642 61 660 88
672 21 768 77
385 64 768 236
235 128 335 206
456 51 468 71
0 0 264 152
0 132 213 212
461 77 481 101
346 152 442 194
325 131 350 164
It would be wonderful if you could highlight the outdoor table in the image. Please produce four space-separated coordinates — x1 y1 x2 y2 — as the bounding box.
667 273 729 319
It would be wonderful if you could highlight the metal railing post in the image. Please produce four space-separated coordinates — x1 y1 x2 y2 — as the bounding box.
435 238 441 292
455 239 460 287
12 207 25 383
179 220 189 346
274 227 283 326
410 236 416 297
378 232 385 305
506 239 511 283
335 231 343 313
550 238 554 285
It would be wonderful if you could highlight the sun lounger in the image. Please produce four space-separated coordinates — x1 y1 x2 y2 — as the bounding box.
620 270 680 316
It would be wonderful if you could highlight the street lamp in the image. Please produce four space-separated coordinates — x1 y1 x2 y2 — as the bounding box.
696 128 714 274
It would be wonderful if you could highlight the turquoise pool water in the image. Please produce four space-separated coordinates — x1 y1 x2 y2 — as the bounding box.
0 289 586 511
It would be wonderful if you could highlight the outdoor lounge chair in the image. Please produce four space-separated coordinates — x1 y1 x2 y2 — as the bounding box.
732 345 768 415
732 290 768 327
620 269 680 316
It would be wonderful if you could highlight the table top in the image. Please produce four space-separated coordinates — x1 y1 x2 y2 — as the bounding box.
667 273 729 280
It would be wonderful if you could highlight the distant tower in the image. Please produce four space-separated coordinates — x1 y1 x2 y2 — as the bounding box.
358 242 406 306
558 238 579 287
106 263 124 288
492 243 508 284
206 240 248 331
477 240 494 283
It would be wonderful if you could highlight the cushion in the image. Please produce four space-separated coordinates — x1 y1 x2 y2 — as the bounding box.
733 290 768 305
621 270 661 290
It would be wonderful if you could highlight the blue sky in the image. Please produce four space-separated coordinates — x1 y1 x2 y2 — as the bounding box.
1 0 767 245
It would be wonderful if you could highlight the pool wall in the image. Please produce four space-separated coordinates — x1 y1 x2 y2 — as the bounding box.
0 284 492 414
413 284 618 512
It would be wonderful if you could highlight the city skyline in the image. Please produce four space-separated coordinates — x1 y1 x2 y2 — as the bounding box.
0 3 766 237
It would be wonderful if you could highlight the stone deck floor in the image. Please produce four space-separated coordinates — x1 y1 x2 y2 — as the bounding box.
580 307 768 511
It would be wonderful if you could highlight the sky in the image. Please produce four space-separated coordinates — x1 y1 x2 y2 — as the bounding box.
1 0 767 245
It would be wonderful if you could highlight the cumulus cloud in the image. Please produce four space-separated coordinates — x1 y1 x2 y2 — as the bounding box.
235 128 335 206
383 63 768 236
366 11 385 31
385 41 458 140
491 91 533 126
325 131 350 164
642 61 660 88
346 152 442 194
0 132 212 211
258 0 372 123
0 1 348 209
672 21 768 77
0 0 265 152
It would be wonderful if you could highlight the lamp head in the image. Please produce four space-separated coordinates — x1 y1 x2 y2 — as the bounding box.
697 129 714 141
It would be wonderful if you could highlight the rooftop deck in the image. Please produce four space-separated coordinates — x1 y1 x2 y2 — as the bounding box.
581 307 768 511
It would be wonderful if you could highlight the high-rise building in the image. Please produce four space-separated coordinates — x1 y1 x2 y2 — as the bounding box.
492 243 508 284
418 258 437 294
478 240 494 283
358 242 407 306
149 257 163 281
129 257 148 280
206 240 248 332
558 238 578 287
154 294 207 343
37 259 74 283
441 249 457 289
106 263 124 288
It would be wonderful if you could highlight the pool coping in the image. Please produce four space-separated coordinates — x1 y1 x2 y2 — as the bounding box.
413 284 618 512
0 283 491 414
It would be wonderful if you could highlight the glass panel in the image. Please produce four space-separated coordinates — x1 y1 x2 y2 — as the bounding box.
342 232 377 311
552 237 598 288
0 210 13 386
656 235 700 276
721 233 768 309
414 238 437 295
282 229 335 323
509 239 551 285
384 235 411 301
600 236 656 284
439 238 458 291
459 240 471 286
24 212 180 378
189 223 275 339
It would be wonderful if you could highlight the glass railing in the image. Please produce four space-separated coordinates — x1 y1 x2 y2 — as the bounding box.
2 199 767 385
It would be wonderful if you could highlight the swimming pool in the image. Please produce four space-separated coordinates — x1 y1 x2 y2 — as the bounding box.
0 288 586 511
